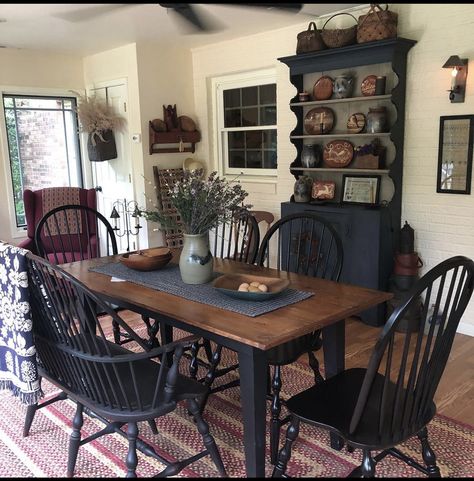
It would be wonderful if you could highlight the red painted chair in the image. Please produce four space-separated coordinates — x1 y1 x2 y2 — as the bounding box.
18 187 96 255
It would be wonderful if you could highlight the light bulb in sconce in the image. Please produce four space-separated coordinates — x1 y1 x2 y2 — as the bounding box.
442 55 469 103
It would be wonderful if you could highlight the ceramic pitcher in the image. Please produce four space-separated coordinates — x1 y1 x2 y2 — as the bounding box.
333 75 354 99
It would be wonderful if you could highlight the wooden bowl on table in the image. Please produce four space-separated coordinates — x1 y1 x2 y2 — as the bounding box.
213 274 290 301
120 247 172 272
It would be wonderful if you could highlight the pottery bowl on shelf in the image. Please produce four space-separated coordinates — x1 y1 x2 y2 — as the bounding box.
120 247 172 272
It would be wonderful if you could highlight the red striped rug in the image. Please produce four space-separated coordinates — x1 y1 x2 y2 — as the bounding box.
1 326 473 477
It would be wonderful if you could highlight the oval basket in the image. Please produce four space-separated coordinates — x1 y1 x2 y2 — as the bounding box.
321 12 357 49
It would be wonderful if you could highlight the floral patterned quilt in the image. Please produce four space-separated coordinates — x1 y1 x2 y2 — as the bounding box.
0 242 42 405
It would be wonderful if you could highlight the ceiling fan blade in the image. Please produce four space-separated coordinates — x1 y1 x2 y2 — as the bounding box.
53 4 137 23
238 3 304 13
159 4 224 33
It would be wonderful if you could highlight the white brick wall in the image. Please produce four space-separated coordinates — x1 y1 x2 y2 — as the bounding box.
191 4 474 335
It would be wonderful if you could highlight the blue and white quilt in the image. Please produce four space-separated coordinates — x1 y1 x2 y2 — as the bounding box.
0 241 42 405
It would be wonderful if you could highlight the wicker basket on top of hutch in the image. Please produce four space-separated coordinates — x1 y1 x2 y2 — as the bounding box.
278 37 416 326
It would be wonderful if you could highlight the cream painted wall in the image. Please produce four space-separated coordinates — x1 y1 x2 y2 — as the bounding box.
0 48 84 244
191 4 474 334
82 43 147 248
135 43 195 247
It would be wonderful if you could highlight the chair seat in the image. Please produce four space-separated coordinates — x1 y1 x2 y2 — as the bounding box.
286 368 436 448
41 334 208 421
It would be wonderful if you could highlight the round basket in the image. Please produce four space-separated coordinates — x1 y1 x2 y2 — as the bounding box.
321 12 357 49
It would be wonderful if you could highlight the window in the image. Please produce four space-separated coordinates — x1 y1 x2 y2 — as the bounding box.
215 69 277 178
3 94 83 228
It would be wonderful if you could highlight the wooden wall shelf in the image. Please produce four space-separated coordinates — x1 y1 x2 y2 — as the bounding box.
149 121 201 154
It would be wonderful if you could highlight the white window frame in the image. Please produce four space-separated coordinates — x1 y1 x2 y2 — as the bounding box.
0 86 89 239
212 68 277 180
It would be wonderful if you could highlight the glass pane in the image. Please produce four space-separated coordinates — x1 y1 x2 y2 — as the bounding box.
241 107 258 127
242 86 258 106
224 88 240 108
3 97 14 108
264 129 277 149
4 96 83 228
228 131 244 149
225 108 241 128
247 151 262 168
229 150 245 168
14 97 63 109
246 131 262 149
264 150 277 169
260 106 276 125
260 84 276 104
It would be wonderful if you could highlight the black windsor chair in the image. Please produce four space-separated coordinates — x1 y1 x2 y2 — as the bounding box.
25 253 227 478
187 209 260 409
34 204 161 349
272 255 474 478
256 212 344 465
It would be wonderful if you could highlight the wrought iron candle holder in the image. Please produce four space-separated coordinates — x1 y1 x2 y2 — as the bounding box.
109 198 142 252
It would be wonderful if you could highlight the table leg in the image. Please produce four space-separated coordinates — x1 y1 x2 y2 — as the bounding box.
322 319 345 450
238 347 267 478
160 320 174 367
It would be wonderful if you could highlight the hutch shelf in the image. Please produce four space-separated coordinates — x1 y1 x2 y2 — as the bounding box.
278 37 416 326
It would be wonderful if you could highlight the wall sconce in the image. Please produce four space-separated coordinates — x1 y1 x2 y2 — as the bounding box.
442 55 468 103
109 198 142 252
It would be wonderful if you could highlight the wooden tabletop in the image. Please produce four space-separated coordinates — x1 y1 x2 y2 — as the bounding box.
61 254 392 351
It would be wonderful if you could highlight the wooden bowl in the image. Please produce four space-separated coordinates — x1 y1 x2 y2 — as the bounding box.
213 274 290 301
120 248 172 272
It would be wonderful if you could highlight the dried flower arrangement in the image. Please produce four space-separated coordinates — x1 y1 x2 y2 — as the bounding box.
141 169 250 235
74 93 126 144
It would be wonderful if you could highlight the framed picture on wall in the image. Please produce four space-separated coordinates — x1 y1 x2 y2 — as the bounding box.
342 174 381 205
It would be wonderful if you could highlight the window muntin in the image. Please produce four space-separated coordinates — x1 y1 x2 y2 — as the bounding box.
217 74 277 177
3 94 83 228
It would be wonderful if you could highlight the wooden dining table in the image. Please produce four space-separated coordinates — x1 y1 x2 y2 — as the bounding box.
60 253 392 478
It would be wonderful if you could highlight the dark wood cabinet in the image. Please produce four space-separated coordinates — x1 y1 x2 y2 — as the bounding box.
278 38 416 326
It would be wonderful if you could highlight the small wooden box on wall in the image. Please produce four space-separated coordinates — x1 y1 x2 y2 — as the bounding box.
149 122 201 154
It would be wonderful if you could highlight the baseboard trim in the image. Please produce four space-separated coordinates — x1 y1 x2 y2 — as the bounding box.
457 322 474 337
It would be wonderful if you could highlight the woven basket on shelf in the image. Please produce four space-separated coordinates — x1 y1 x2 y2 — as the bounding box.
357 4 398 43
321 12 358 49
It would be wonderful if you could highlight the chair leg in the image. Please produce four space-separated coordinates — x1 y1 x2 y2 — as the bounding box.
67 403 84 477
361 449 375 478
23 403 38 437
270 365 283 465
126 422 139 478
198 344 223 414
112 318 121 345
187 398 227 477
307 350 324 385
272 416 300 478
147 419 158 435
189 340 200 380
418 427 441 477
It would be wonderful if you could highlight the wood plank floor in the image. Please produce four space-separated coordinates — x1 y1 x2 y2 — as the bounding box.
341 318 474 426
121 311 474 427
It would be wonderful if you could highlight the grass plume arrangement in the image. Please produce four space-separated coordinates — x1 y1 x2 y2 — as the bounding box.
75 93 126 144
141 169 250 235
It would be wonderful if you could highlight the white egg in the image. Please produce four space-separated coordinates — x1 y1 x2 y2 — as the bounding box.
238 285 249 292
250 281 260 287
239 282 250 290
248 285 260 292
258 284 268 292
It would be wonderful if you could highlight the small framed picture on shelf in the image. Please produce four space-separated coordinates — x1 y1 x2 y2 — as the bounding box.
342 174 381 205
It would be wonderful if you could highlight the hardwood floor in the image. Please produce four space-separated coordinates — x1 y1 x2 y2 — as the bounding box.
342 317 474 426
119 310 474 427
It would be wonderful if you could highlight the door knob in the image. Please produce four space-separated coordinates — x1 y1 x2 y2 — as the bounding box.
94 186 102 192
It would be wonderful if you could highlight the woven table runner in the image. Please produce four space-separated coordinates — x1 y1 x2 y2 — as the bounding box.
90 262 313 317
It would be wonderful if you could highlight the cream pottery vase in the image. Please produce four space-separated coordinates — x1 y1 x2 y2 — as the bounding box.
179 232 214 284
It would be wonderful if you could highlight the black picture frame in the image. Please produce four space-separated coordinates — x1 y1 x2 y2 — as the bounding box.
437 115 474 195
342 174 381 205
